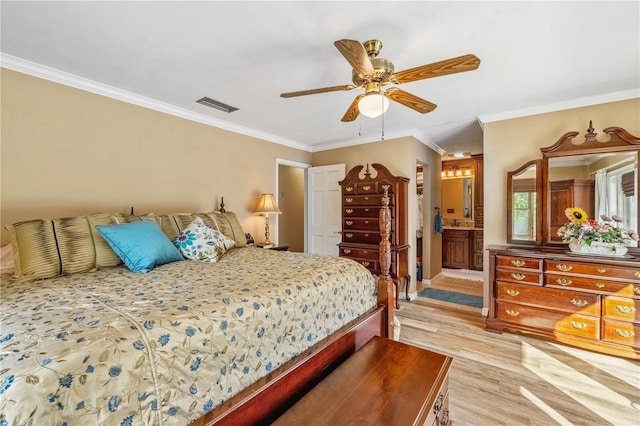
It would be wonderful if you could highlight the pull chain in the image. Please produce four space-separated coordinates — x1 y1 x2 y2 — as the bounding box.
381 94 385 140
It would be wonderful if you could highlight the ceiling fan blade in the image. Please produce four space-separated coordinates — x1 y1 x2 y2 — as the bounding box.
334 39 375 76
385 87 437 114
280 84 356 98
393 54 480 84
341 94 364 122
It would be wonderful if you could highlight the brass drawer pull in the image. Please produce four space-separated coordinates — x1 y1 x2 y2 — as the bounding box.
635 271 640 279
363 185 372 191
505 289 520 297
571 298 588 307
616 305 636 314
510 259 525 267
615 329 635 338
505 309 519 317
556 278 572 286
345 186 353 192
597 268 607 274
343 249 351 254
434 394 444 413
511 273 526 281
345 197 353 203
346 209 353 214
345 233 353 238
595 283 605 288
345 220 353 225
555 264 572 272
364 220 370 224
634 287 640 295
361 261 370 267
570 321 588 329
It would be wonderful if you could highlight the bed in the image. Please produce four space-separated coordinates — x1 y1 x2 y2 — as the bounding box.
0 200 395 425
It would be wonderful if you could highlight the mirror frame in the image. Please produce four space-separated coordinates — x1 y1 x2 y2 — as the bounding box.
540 123 640 249
507 159 543 245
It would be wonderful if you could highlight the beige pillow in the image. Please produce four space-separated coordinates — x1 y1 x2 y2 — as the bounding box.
208 211 248 247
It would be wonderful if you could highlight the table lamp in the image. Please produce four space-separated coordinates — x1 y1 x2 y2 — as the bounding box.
254 193 282 246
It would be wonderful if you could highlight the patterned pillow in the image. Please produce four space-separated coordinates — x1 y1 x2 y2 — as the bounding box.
173 217 236 262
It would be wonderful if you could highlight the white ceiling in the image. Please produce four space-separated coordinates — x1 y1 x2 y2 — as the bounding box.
1 1 638 155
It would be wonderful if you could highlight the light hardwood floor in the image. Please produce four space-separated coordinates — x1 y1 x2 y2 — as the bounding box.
397 281 640 426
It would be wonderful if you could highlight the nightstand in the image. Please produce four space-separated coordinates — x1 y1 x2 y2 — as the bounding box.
257 244 289 251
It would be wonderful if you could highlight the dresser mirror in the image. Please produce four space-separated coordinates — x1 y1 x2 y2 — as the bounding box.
507 160 542 244
541 123 640 250
441 176 473 221
506 123 639 253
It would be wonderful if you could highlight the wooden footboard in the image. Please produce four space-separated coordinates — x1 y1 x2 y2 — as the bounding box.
191 196 396 425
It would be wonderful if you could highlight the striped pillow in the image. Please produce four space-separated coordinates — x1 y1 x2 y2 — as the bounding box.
7 213 156 280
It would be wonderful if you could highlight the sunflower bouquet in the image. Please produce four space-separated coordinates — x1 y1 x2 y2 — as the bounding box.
557 207 639 246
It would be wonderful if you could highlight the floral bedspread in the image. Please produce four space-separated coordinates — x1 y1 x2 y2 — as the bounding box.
0 248 377 425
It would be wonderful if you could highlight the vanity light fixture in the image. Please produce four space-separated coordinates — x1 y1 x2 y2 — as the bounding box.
455 167 463 177
464 167 472 176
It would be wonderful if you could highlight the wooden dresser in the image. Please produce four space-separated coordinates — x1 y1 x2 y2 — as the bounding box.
486 246 640 359
338 163 409 308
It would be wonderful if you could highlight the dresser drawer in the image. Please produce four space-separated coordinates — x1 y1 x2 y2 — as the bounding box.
545 273 632 295
603 296 640 322
496 255 542 271
602 319 640 347
340 246 379 261
342 231 381 244
546 260 640 282
496 269 542 286
496 282 600 315
496 301 599 338
343 218 379 231
343 194 392 206
343 207 380 218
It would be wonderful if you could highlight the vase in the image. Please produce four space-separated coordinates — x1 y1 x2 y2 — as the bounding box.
568 241 628 257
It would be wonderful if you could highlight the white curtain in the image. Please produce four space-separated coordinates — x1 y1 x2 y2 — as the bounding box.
594 169 607 219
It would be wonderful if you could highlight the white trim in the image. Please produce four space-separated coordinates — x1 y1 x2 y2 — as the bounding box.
1 53 312 152
1 53 446 156
311 131 446 155
275 158 311 169
477 89 640 127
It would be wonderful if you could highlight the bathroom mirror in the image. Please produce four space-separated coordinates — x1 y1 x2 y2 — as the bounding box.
441 176 473 221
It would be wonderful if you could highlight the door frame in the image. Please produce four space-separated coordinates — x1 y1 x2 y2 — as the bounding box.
275 158 311 251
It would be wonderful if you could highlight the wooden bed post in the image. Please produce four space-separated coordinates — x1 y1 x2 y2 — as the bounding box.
378 185 395 338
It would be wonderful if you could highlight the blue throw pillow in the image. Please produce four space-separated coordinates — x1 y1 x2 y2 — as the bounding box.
96 221 183 273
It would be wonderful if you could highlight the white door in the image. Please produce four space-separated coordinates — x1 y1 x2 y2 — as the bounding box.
307 164 345 256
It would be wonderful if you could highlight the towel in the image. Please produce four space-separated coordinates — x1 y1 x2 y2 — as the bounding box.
435 213 444 233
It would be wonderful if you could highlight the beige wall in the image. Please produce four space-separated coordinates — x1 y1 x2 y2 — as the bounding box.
0 69 311 245
483 97 640 306
312 136 443 295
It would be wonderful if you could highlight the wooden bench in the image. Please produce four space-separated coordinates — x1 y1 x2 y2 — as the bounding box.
273 336 453 426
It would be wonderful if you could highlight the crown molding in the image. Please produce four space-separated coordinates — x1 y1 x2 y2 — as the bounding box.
476 89 640 129
1 53 313 152
311 129 445 155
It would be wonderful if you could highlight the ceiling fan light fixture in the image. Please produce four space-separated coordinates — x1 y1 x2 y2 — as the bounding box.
358 92 389 118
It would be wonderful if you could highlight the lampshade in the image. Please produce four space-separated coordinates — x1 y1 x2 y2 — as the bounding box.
358 92 389 118
254 193 282 215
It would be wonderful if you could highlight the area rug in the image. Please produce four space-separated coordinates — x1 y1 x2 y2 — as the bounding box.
418 288 483 308
441 268 483 281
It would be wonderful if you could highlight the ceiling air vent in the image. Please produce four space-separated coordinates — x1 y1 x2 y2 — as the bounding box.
196 97 238 113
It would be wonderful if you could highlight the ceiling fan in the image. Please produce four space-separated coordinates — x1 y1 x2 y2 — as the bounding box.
280 39 480 122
